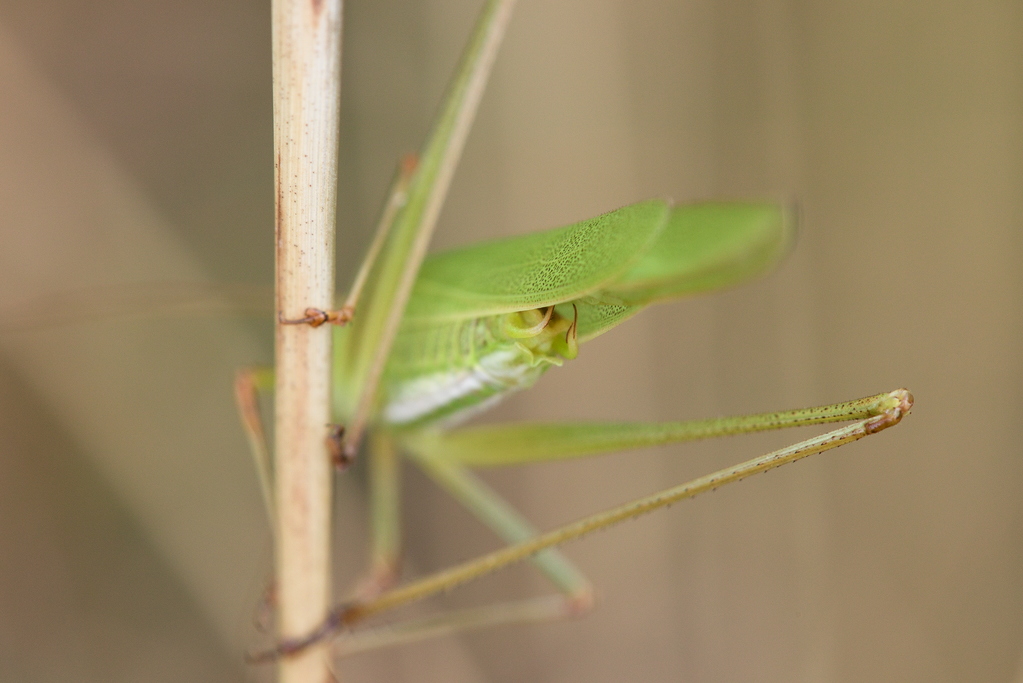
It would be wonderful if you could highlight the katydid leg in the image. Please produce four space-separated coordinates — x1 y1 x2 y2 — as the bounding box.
331 595 576 658
250 388 912 661
356 432 403 599
338 454 593 659
279 154 418 328
234 366 277 523
405 390 912 467
351 436 591 652
408 449 593 602
339 0 517 462
345 390 913 625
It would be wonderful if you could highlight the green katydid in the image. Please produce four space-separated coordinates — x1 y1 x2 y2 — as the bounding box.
249 0 913 662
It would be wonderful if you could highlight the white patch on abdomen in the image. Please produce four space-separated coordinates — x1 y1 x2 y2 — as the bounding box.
383 347 543 426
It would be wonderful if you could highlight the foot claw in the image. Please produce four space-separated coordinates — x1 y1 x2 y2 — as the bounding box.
279 306 355 328
327 424 356 470
245 605 349 664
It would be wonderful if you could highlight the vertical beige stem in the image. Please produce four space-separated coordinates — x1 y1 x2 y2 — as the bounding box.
272 0 342 681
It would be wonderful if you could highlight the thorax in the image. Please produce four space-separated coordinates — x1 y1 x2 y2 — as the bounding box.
380 307 576 429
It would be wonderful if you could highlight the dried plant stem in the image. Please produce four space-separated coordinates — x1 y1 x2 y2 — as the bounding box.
272 0 342 682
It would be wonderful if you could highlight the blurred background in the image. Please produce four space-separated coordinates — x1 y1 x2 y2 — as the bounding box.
0 0 1019 681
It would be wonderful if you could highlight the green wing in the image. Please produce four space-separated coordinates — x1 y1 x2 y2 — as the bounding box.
572 202 795 340
607 202 794 304
401 200 793 340
402 200 671 322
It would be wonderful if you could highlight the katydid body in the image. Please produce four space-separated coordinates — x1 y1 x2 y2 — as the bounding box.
249 0 913 664
248 193 911 663
338 200 790 430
